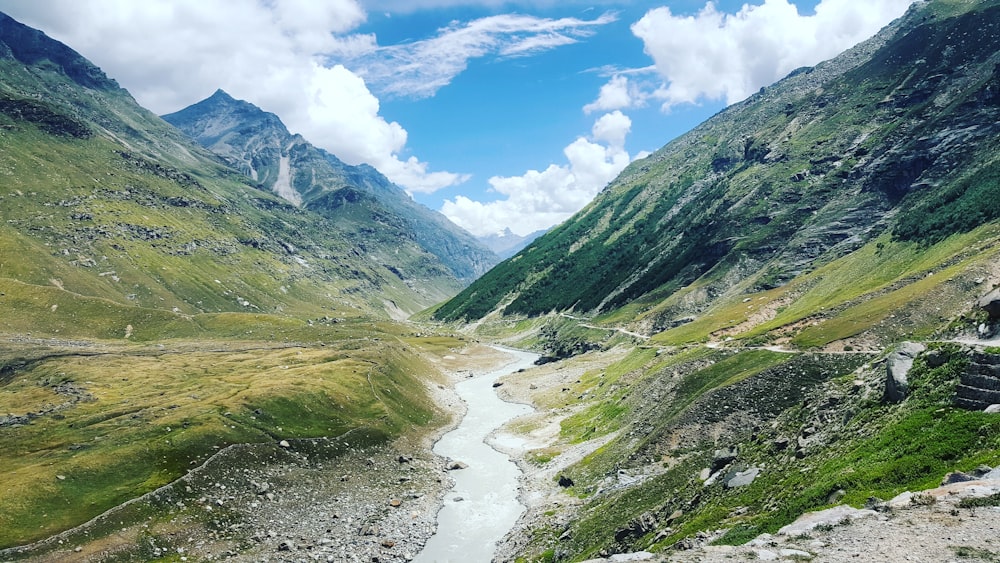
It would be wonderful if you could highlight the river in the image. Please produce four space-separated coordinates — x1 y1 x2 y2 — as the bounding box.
413 347 538 563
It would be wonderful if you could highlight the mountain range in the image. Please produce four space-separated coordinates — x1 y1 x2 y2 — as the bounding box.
3 2 1000 561
161 90 499 285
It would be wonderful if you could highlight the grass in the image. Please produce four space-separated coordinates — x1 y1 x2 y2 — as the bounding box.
0 329 453 549
652 227 999 347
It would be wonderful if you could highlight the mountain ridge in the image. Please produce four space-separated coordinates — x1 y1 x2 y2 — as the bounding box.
162 90 500 283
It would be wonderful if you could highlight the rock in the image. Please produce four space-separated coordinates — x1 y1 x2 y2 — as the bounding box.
780 548 813 559
827 489 847 504
667 509 684 522
699 467 711 481
985 404 1000 413
884 342 926 403
726 467 760 488
277 540 294 551
983 467 1000 480
558 475 575 488
389 499 402 507
381 539 396 548
979 288 1000 319
923 349 947 368
445 460 468 470
777 505 878 536
942 471 976 485
278 440 291 448
608 553 654 562
754 549 780 561
773 437 790 451
711 447 738 471
972 465 994 477
359 523 379 536
492 381 503 388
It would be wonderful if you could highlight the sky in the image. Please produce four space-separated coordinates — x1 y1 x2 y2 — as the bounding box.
0 0 914 237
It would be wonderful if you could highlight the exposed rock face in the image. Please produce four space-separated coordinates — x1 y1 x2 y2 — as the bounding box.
979 288 1000 319
162 90 499 284
955 351 1000 411
884 342 926 403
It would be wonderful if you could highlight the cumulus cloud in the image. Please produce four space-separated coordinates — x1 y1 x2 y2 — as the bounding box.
583 75 636 114
0 0 462 193
632 0 913 108
442 111 632 237
346 12 616 99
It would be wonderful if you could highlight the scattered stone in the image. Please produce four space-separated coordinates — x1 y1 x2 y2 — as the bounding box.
778 505 878 536
711 447 738 471
278 440 290 448
698 467 712 481
726 467 760 488
389 499 402 507
773 437 790 451
445 460 468 470
608 552 654 562
884 342 926 403
359 523 379 536
277 540 294 551
381 539 396 548
780 548 813 559
492 381 503 388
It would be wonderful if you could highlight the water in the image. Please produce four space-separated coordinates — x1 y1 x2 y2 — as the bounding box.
413 347 538 563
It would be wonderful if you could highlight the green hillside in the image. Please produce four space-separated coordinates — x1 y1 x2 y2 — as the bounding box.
0 11 459 553
427 1 1000 560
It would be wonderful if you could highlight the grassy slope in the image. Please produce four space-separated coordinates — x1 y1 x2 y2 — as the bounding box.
0 35 467 550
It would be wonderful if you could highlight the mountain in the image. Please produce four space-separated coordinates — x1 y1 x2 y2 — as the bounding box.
0 11 463 551
436 0 1000 334
477 227 547 259
161 90 499 284
427 1 1000 560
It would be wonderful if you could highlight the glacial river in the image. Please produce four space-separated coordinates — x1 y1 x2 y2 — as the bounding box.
413 347 538 563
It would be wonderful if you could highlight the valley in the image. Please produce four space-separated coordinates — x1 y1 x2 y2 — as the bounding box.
2 1 1000 562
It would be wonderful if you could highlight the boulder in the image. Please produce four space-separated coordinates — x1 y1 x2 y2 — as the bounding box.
777 505 877 536
726 467 761 489
711 447 738 471
942 471 976 485
884 342 926 403
979 288 1000 319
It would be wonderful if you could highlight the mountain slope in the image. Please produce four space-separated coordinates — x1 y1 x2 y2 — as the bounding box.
426 2 1000 560
0 12 467 551
161 90 499 284
435 0 1000 346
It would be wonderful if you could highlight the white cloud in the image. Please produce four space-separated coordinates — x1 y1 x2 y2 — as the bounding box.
441 111 632 237
583 75 636 114
347 12 617 99
632 0 913 108
0 0 462 194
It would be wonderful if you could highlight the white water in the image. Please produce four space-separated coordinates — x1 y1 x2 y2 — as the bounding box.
414 347 538 563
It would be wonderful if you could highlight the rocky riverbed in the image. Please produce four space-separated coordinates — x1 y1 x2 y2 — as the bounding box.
7 344 523 563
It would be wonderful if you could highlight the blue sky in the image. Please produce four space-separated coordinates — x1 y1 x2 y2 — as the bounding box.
0 0 913 236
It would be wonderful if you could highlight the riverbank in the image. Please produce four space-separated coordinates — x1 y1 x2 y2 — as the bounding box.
7 343 519 563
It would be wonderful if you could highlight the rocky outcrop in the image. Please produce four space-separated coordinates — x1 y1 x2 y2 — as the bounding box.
979 288 1000 319
884 342 925 403
955 351 1000 411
